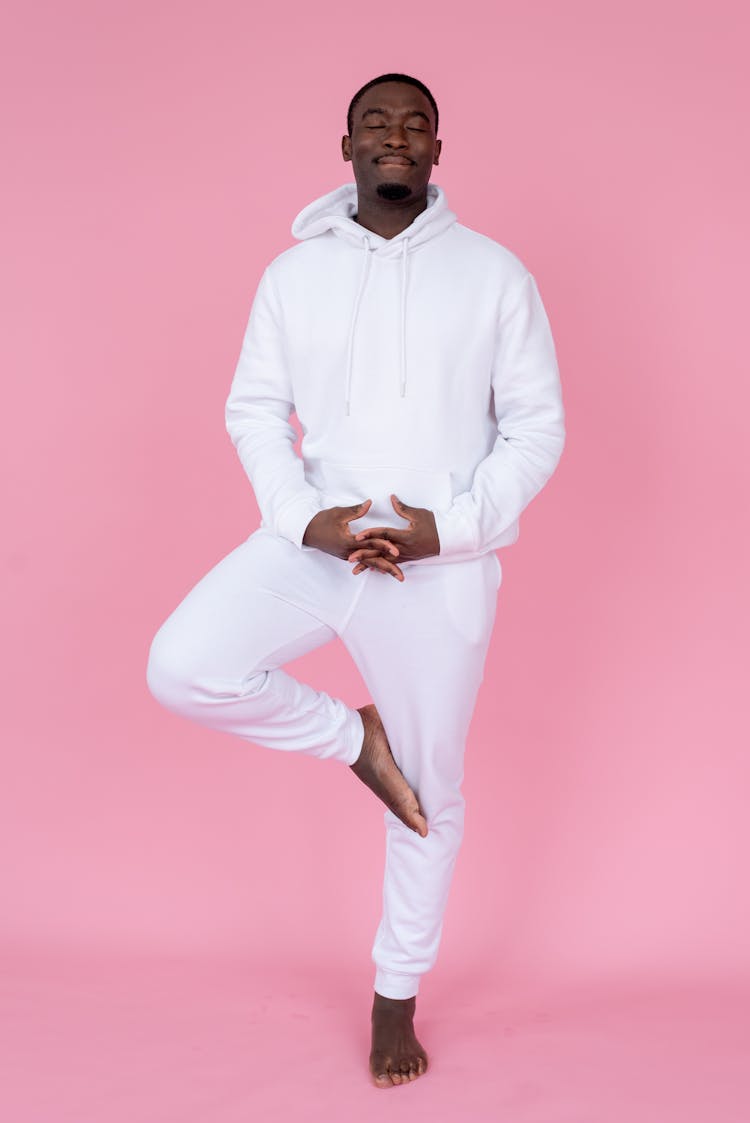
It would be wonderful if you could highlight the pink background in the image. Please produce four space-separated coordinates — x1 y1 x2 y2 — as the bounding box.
2 0 749 1118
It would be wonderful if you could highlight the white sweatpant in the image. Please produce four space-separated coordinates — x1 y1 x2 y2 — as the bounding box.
146 527 501 999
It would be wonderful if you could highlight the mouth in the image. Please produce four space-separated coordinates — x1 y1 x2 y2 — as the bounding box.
377 157 414 166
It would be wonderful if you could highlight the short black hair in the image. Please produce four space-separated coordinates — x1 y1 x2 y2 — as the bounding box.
347 73 439 137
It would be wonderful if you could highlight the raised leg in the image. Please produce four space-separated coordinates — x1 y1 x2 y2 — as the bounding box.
146 530 363 764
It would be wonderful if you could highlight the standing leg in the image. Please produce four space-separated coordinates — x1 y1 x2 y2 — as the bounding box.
341 552 501 1084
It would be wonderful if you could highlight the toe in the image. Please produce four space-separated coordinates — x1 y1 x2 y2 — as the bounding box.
371 1052 395 1088
404 803 428 837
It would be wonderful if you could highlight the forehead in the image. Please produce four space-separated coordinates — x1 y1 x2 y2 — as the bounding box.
356 82 433 119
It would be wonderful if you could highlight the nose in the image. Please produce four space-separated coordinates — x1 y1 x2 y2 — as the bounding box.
383 124 409 148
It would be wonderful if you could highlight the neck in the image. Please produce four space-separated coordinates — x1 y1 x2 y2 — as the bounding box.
353 189 429 241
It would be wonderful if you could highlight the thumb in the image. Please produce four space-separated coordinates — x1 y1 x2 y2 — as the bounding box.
343 498 371 522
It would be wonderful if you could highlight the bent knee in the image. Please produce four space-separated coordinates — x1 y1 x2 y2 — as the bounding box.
146 625 193 712
146 625 268 713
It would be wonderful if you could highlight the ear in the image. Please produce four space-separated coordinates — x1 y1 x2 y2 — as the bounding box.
341 135 352 162
433 138 442 166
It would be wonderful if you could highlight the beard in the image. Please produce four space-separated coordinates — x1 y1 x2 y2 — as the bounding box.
376 181 412 201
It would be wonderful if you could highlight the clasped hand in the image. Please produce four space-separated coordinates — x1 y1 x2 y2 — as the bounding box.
302 494 440 581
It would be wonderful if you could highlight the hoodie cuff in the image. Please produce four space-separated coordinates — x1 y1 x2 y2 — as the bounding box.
275 494 325 550
434 505 478 558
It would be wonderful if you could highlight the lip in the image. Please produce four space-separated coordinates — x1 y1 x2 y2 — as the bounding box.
377 156 414 166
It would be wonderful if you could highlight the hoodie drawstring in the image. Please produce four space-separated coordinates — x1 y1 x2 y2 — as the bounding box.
345 235 372 416
399 236 409 398
344 233 410 415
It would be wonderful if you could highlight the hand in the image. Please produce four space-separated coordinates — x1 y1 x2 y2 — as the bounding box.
302 499 403 577
347 494 440 579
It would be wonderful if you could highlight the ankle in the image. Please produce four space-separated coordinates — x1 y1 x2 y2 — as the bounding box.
373 991 416 1014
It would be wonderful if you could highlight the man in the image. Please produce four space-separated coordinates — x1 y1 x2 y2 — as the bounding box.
147 72 565 1087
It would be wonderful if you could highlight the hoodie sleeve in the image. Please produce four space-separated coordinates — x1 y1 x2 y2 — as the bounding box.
225 267 324 548
432 271 565 559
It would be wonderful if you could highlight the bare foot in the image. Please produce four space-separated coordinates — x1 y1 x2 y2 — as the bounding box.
370 992 429 1087
351 704 428 838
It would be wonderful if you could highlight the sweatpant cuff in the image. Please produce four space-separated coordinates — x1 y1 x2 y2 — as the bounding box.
374 969 421 1000
345 706 365 765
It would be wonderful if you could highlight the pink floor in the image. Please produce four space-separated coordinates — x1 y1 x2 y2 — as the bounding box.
2 946 747 1122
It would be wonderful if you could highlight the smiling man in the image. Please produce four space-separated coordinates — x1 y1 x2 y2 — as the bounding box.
147 73 565 1087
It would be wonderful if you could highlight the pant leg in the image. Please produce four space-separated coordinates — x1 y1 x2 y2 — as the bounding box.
146 528 365 764
340 551 502 998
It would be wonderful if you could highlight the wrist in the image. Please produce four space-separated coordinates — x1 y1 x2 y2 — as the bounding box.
302 513 320 547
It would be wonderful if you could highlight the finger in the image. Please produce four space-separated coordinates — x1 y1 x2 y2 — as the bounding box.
349 552 397 568
390 494 416 524
353 525 405 543
360 555 405 581
348 541 399 559
341 499 372 524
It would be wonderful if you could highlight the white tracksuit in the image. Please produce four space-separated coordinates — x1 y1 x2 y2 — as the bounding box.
146 181 565 999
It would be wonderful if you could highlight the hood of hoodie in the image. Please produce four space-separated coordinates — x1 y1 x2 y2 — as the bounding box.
290 182 458 414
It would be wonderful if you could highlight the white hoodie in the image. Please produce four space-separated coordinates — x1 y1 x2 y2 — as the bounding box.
225 181 565 566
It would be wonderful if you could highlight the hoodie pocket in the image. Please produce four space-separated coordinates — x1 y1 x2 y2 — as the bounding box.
318 461 454 528
442 552 499 647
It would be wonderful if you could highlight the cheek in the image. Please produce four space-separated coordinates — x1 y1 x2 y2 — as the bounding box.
352 146 376 169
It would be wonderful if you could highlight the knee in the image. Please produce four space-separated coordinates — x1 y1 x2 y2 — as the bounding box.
146 623 269 715
146 624 194 713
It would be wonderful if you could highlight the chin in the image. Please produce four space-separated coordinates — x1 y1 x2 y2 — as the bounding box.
376 182 413 201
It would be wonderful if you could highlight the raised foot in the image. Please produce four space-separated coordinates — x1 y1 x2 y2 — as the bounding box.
351 704 428 838
370 992 429 1087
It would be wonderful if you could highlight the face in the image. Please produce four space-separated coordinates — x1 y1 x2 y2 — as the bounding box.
341 81 441 202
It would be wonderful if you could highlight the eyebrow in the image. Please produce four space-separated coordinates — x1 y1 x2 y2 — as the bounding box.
360 106 431 124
